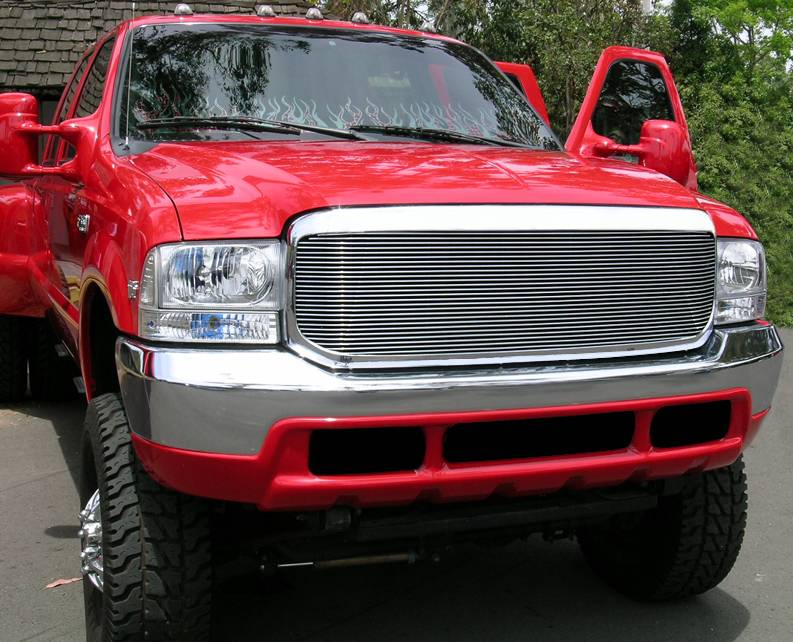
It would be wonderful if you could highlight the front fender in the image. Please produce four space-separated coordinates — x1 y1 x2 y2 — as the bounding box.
76 144 183 376
79 234 135 341
695 194 759 239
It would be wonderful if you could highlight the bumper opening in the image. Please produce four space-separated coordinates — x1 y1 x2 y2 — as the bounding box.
443 412 635 464
650 400 732 448
309 427 425 475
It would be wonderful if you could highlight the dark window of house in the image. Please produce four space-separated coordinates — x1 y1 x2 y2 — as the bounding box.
38 99 58 162
43 53 91 164
73 38 115 118
592 60 674 146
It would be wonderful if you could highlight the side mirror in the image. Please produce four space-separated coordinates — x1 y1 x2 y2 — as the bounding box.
0 92 83 180
593 119 693 186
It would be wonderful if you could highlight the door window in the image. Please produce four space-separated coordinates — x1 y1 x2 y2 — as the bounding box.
42 53 91 165
73 38 115 118
56 37 115 163
591 60 674 145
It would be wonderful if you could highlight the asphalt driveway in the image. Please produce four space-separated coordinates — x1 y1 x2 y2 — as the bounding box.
1 329 791 641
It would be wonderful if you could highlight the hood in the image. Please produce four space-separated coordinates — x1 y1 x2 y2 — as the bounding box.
129 141 702 240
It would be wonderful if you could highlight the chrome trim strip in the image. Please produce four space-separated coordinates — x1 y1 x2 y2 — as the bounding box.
287 206 715 237
117 324 783 455
285 205 717 370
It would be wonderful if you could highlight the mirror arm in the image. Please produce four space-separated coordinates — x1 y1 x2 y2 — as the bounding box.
12 121 83 180
16 120 82 145
593 140 647 159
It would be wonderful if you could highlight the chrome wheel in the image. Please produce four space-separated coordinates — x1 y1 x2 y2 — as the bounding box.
79 489 103 590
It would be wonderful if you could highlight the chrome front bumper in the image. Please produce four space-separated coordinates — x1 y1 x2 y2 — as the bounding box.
116 324 783 455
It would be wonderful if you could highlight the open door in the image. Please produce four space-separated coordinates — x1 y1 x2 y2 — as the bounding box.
566 46 697 190
495 61 550 125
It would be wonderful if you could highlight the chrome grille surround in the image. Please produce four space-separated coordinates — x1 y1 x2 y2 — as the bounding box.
287 206 716 370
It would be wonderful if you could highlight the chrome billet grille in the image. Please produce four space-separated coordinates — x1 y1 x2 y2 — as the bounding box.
293 230 715 358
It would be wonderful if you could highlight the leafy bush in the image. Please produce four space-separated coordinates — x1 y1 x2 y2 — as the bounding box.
686 79 793 324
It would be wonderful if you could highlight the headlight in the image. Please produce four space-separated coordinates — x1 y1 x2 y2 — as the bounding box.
715 239 767 324
139 241 283 343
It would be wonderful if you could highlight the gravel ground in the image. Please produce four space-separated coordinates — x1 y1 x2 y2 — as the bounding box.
1 329 790 641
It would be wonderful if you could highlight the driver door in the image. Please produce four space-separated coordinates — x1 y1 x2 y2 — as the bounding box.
566 46 697 190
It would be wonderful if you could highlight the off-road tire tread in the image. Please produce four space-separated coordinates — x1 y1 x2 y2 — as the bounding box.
658 458 747 598
0 315 27 402
85 392 212 640
579 457 747 601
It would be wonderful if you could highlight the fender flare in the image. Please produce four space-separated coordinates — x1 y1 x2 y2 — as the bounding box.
78 236 135 397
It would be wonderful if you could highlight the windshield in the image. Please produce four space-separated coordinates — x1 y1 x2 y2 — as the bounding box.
116 23 558 149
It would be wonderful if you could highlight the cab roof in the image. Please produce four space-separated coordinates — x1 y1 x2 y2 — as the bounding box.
120 13 464 46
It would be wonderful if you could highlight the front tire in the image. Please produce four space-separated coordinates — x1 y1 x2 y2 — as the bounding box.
578 457 748 601
81 392 213 641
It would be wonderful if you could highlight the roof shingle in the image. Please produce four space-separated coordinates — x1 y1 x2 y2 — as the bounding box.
0 1 311 96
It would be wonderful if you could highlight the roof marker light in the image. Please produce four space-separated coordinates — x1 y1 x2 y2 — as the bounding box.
305 7 324 20
351 11 369 24
255 4 276 17
173 3 193 15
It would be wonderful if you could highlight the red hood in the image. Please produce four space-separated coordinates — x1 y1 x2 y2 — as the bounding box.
130 141 703 240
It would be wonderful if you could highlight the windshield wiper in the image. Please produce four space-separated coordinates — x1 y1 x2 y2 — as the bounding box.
138 116 366 140
138 116 302 135
347 125 530 148
278 121 366 140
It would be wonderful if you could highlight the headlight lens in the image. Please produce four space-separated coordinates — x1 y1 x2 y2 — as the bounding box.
158 243 280 309
715 239 766 325
139 241 282 343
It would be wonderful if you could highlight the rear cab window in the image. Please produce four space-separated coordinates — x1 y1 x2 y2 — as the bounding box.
42 53 91 166
58 37 116 164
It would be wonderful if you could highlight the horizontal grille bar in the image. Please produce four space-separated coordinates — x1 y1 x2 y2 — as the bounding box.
303 320 710 339
292 227 715 359
299 316 713 333
296 278 710 298
296 289 714 303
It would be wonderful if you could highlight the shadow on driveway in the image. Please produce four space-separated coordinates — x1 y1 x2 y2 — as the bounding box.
21 397 86 491
213 539 750 642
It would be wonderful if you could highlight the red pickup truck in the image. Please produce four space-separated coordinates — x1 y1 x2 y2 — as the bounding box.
0 7 783 640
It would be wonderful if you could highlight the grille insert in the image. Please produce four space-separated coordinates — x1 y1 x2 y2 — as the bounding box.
293 230 716 358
